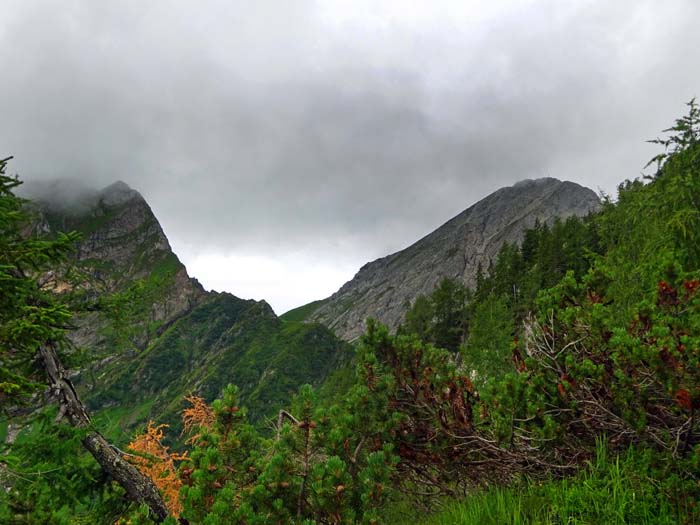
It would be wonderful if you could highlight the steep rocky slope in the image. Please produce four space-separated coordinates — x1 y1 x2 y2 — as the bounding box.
26 181 350 436
306 178 601 340
27 180 206 354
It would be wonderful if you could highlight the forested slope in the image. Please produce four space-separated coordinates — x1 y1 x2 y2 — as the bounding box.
2 102 700 524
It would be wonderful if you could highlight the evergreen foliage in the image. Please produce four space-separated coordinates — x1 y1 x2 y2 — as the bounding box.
0 157 79 406
400 278 470 353
1 413 129 524
4 102 700 523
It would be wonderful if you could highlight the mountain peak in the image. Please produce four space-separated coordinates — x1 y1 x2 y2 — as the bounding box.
512 177 560 188
28 177 204 303
99 180 143 206
20 178 146 214
307 177 600 340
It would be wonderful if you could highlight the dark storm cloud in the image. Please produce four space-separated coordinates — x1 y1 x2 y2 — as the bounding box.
1 0 699 271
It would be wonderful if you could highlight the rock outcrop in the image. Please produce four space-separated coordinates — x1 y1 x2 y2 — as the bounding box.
29 180 206 352
25 180 350 434
307 178 601 340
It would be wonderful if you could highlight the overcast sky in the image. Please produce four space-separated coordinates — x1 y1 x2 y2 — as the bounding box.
2 1 699 313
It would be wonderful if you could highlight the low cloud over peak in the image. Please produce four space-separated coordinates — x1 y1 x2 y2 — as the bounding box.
2 0 698 312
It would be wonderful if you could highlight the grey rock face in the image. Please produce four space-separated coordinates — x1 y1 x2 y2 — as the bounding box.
31 181 205 352
308 178 601 340
22 183 351 432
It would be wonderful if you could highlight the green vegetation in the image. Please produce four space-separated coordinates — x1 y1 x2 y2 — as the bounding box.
85 293 352 440
0 157 79 404
1 411 131 524
3 101 700 523
280 298 328 323
408 443 681 525
0 158 164 523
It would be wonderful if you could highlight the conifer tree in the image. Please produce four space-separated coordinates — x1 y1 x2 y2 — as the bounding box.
0 157 169 521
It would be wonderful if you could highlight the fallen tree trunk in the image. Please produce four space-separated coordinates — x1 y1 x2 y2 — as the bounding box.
40 343 169 522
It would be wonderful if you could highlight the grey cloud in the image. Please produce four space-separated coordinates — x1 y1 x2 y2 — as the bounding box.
18 177 101 215
1 0 699 267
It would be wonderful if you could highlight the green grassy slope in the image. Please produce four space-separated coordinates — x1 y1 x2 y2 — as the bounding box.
86 292 353 440
280 298 328 323
391 444 684 525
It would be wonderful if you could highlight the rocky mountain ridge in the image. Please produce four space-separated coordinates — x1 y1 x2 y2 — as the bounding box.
22 176 600 435
26 181 350 436
27 180 206 353
305 177 601 340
